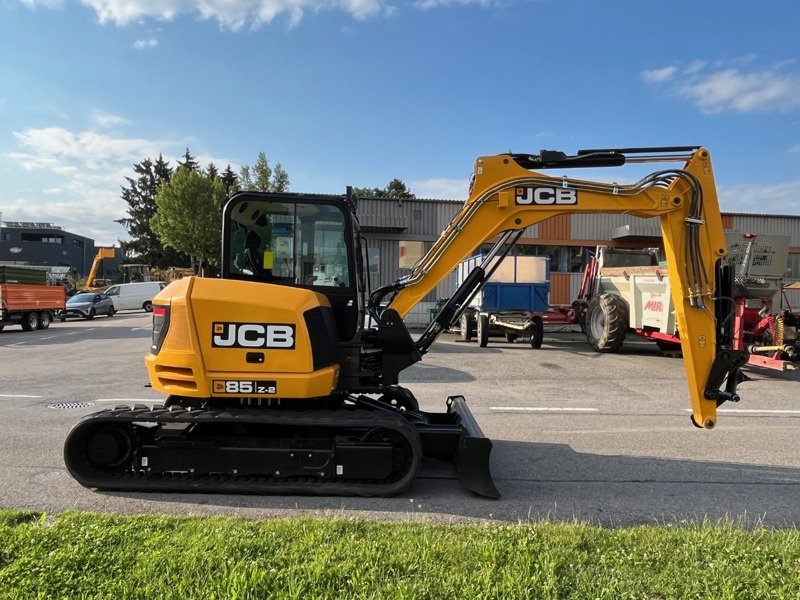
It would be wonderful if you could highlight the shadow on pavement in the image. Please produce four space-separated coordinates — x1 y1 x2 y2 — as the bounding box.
95 438 800 528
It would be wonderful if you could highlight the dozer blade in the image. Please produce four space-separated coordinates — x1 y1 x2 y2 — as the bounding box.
415 395 500 499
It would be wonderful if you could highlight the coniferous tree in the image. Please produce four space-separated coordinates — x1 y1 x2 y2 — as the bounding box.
206 163 219 180
239 164 254 190
240 152 290 192
178 148 199 171
116 154 189 267
220 164 238 197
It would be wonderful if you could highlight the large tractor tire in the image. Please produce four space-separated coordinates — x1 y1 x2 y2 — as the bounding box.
586 293 628 353
477 314 490 347
529 317 544 349
460 312 474 342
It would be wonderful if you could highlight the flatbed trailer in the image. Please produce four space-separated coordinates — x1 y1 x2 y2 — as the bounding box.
0 282 66 331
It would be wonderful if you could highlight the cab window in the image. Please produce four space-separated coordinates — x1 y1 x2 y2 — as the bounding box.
228 200 351 288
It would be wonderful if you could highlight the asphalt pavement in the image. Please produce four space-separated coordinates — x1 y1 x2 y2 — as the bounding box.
1 312 799 526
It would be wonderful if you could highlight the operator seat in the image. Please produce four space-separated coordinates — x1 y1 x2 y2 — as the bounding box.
244 231 264 275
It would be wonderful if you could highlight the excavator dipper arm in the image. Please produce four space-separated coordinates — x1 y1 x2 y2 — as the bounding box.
371 146 745 430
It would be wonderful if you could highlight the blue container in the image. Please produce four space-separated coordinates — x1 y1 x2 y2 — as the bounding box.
481 282 549 313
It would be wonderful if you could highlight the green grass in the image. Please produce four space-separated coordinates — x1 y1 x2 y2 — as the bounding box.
1 510 799 599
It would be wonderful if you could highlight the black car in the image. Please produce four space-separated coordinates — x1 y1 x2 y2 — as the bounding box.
60 292 116 320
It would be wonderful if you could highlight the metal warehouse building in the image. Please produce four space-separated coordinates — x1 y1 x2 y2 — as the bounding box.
357 196 800 325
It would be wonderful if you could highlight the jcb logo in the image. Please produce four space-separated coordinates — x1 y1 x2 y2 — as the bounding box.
515 187 578 205
212 322 295 349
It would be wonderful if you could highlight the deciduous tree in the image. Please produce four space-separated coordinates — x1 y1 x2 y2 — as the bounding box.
151 167 225 271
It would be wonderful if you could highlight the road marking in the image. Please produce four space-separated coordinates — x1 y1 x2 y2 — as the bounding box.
685 408 800 415
3 341 28 346
94 398 165 403
490 406 600 413
0 394 42 398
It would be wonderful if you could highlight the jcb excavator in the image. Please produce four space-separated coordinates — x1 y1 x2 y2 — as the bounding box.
64 146 747 498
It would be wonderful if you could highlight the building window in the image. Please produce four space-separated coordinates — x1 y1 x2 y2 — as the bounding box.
21 233 64 244
73 239 84 249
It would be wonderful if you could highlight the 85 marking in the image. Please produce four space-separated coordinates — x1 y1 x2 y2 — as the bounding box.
213 380 278 395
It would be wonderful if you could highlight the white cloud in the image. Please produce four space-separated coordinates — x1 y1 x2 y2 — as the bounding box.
4 123 240 244
133 38 158 50
5 125 173 244
17 0 512 29
11 127 165 167
642 59 800 114
20 0 63 8
76 0 387 29
682 69 800 113
641 66 678 83
410 177 469 199
414 0 497 9
718 180 800 215
91 110 132 128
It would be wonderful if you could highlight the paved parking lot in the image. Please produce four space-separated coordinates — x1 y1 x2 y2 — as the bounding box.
1 312 798 526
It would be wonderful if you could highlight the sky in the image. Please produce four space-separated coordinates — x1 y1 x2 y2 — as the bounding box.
1 0 799 246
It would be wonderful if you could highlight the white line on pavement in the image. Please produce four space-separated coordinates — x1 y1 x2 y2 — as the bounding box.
0 394 42 398
93 398 165 403
490 406 600 413
685 408 800 415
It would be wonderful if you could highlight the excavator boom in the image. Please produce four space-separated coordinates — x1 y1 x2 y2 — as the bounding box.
374 146 745 429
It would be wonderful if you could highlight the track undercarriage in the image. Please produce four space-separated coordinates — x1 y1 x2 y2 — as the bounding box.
64 395 499 498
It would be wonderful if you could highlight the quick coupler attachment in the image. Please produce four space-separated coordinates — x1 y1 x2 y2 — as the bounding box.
416 395 500 499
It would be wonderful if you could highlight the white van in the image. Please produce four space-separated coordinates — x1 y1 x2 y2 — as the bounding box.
104 281 165 312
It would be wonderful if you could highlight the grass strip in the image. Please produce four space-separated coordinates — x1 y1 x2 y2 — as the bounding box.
1 509 799 599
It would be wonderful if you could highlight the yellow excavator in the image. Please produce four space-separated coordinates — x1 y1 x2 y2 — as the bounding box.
83 247 116 291
64 146 747 498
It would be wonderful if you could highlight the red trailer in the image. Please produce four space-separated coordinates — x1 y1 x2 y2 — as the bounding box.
0 283 66 331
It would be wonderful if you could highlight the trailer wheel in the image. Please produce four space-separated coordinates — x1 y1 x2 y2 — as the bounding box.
22 311 40 331
459 312 474 342
586 293 628 353
529 318 544 349
477 314 490 347
38 311 51 330
505 333 518 343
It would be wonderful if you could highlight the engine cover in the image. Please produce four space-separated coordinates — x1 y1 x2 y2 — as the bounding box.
145 277 340 400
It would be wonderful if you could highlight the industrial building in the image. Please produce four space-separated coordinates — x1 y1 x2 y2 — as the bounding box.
357 196 800 324
0 221 121 281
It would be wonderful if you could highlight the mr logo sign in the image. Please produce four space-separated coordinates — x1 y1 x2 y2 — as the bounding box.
515 187 578 205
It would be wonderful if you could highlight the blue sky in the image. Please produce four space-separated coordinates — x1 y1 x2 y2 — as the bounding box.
1 0 799 245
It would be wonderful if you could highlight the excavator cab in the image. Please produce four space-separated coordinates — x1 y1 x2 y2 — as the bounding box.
223 192 361 342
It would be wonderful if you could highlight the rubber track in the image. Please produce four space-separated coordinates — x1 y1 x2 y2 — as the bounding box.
64 405 423 497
